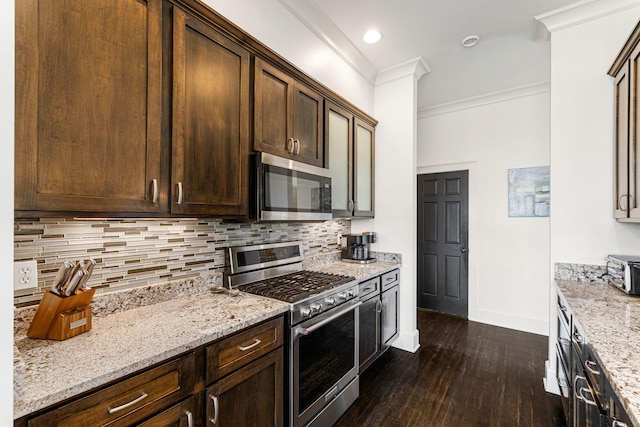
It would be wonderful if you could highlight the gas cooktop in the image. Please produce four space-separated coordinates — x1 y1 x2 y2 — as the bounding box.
236 270 355 303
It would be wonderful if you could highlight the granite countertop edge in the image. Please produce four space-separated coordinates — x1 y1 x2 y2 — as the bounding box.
556 280 640 427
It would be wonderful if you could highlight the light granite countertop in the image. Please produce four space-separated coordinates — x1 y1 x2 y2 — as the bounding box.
13 288 289 419
308 260 400 281
556 280 640 426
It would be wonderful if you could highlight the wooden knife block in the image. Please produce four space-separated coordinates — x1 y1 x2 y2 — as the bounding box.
27 288 95 340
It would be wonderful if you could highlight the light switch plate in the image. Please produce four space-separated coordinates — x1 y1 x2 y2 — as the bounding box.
14 260 38 291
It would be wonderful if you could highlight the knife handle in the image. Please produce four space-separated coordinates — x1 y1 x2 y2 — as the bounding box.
64 270 84 296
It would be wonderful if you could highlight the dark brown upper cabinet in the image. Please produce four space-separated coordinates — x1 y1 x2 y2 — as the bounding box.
326 102 375 218
171 7 250 217
254 58 324 167
609 20 640 221
15 0 163 215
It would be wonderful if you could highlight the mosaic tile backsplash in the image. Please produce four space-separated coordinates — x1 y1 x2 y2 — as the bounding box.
14 218 351 306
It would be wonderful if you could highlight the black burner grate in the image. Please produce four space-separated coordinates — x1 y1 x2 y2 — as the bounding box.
238 270 354 303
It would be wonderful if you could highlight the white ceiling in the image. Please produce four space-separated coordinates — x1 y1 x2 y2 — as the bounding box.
277 0 580 109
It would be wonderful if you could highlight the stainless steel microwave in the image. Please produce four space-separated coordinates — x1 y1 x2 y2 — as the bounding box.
254 152 332 222
606 255 640 296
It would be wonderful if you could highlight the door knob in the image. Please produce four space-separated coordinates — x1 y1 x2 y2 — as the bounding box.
461 247 467 253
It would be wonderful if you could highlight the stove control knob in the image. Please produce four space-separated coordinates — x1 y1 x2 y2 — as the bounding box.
310 303 323 314
325 297 337 306
346 289 355 298
300 307 311 317
337 292 348 301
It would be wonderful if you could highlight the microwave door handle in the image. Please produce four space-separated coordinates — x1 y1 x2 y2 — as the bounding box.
295 302 361 338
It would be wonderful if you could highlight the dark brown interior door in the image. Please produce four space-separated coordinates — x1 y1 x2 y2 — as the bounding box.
417 171 469 317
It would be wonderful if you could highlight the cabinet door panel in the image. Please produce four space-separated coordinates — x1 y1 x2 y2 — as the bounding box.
15 0 162 214
327 103 353 217
631 42 640 219
254 58 292 159
206 350 283 427
354 119 375 217
293 83 324 167
172 8 250 216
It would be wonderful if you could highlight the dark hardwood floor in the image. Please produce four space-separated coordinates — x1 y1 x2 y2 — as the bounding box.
335 309 565 427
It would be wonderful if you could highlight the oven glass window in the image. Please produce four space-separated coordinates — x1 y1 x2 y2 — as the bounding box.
298 309 356 413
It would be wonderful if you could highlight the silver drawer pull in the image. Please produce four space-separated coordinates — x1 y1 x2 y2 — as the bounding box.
238 338 262 351
578 387 598 406
585 360 601 376
185 410 194 427
613 421 629 427
362 287 373 293
107 391 148 414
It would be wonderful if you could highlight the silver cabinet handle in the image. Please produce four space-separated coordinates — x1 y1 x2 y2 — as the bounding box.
177 182 183 205
573 332 583 344
238 338 262 351
294 139 300 155
619 194 630 211
578 387 598 406
585 360 601 376
185 410 194 427
461 247 467 253
210 395 219 425
613 421 629 427
348 200 354 212
151 179 158 203
286 138 295 154
376 299 382 313
107 391 148 414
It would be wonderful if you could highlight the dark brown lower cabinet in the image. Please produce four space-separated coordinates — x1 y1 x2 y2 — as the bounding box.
137 396 196 427
205 349 283 427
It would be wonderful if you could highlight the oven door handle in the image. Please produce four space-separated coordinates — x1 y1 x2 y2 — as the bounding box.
295 301 362 337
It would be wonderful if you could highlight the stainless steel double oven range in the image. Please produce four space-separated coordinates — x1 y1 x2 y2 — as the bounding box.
227 241 360 427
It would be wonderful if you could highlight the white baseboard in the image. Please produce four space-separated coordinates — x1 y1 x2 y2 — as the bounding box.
469 308 549 336
392 328 420 353
544 359 560 395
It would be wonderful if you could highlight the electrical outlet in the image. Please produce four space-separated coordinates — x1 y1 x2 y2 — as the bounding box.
337 234 342 246
14 260 38 291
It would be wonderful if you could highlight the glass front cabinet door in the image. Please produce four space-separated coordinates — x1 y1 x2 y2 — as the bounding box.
326 102 375 218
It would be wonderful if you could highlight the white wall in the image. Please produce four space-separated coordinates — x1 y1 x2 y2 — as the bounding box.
549 8 640 266
416 88 552 335
352 60 429 352
3 2 14 422
203 0 374 115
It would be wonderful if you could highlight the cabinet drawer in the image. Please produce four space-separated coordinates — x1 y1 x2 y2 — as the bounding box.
359 277 380 299
381 269 400 291
28 352 196 427
206 317 284 383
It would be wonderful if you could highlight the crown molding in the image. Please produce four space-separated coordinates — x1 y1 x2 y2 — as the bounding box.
417 81 550 119
276 0 378 83
375 57 431 87
534 0 640 37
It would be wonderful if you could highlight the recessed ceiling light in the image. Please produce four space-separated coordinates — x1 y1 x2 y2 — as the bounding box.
461 34 480 48
363 29 383 44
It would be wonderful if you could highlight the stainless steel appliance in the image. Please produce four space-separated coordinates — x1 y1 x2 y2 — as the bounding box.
227 241 360 427
605 255 640 295
341 232 376 263
254 152 332 222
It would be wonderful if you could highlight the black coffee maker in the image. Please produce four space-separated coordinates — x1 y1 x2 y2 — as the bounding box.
340 232 377 263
